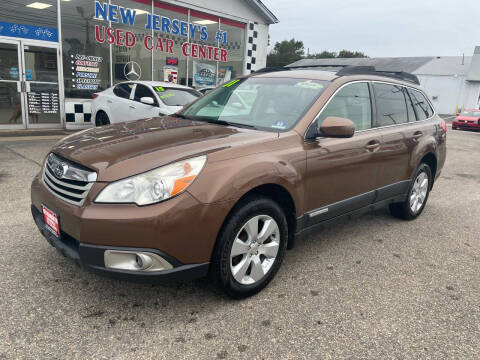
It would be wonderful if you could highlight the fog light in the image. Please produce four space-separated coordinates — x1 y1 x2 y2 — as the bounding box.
104 250 173 272
135 253 153 270
135 254 143 268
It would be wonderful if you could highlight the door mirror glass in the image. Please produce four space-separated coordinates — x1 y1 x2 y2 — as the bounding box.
140 97 155 105
319 116 355 138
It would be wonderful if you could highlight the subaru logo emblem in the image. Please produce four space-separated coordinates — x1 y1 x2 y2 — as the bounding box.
53 163 65 179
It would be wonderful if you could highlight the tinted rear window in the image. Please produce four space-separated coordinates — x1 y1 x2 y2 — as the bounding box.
408 89 434 120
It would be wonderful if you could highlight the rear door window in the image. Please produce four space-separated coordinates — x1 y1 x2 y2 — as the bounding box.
408 89 434 120
113 83 134 99
373 83 408 126
316 82 372 131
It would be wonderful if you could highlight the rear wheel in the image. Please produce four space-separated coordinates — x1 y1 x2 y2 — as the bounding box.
211 196 288 298
95 111 110 126
389 163 432 220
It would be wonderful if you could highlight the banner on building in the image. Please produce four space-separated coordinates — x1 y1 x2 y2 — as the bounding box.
0 21 58 42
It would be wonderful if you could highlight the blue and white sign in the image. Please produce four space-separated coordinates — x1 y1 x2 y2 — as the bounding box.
0 21 58 42
9 66 19 79
26 69 33 80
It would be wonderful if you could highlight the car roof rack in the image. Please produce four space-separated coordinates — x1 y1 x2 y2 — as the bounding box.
252 67 291 74
336 66 420 85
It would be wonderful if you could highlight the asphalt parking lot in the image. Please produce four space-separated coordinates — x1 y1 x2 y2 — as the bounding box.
0 124 479 359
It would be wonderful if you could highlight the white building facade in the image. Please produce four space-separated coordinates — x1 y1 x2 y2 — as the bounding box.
0 0 277 130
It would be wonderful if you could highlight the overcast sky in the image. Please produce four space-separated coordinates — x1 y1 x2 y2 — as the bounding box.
262 0 480 58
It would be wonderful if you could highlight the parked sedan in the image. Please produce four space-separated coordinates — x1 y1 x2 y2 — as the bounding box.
91 81 201 126
452 109 480 131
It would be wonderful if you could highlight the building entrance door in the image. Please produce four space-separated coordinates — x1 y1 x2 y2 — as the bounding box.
0 38 62 129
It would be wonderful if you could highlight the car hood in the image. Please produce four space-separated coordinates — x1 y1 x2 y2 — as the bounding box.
51 116 278 181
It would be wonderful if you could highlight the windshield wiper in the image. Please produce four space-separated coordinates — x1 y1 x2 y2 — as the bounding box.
202 119 256 129
171 113 190 120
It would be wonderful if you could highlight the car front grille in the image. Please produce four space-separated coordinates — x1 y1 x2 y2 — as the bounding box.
42 154 96 206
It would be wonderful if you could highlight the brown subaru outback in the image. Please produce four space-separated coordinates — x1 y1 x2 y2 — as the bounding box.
31 67 447 298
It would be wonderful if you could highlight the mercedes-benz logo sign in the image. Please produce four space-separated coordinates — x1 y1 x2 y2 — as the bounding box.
124 61 141 81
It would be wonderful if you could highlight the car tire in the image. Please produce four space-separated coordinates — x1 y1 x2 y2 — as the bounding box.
389 163 432 220
95 111 110 127
211 196 288 298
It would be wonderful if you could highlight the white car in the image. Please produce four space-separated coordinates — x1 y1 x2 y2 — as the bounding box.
91 81 201 126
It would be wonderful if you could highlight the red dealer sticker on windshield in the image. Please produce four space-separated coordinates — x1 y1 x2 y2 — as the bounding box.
42 205 60 237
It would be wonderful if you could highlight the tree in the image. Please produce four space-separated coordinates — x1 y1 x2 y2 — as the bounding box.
337 50 367 58
267 39 305 67
306 50 337 59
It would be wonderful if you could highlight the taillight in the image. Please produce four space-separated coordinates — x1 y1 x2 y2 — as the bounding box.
92 93 99 99
440 120 447 133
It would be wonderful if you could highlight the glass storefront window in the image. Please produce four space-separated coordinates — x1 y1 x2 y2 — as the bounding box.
61 0 110 98
219 19 246 84
188 11 220 88
152 2 188 85
0 0 57 29
112 0 153 84
1 0 251 129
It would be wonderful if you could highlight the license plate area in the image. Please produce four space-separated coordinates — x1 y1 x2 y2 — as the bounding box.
42 204 60 237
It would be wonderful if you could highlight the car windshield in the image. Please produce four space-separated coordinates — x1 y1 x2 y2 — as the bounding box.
179 77 329 131
461 111 480 117
152 86 200 106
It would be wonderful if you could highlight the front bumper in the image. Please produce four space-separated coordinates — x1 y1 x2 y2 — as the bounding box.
31 172 235 282
452 121 480 130
31 205 209 282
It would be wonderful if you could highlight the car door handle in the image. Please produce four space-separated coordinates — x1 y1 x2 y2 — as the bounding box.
107 99 113 103
365 140 380 151
412 131 423 140
129 105 136 109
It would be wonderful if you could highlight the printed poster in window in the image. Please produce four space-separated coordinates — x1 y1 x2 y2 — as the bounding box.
163 66 178 84
217 66 232 85
193 61 216 87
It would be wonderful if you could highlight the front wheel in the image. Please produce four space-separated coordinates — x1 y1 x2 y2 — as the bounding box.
95 111 110 127
211 196 288 298
390 163 432 220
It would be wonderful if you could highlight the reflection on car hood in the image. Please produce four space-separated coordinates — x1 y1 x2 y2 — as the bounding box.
51 116 277 181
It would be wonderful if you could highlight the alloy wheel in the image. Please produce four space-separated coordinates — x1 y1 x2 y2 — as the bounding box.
409 171 429 214
230 215 280 285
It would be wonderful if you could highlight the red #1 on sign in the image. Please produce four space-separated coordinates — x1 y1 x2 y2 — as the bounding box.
42 205 60 237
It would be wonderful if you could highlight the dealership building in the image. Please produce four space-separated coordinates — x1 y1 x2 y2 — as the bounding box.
0 0 277 130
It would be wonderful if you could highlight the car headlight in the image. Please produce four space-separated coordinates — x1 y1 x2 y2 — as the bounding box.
95 155 206 205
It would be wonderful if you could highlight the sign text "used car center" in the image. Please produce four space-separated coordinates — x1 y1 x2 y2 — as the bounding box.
94 1 229 62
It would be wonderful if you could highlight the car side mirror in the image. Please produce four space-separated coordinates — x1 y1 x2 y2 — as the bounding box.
319 116 355 138
140 97 155 105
